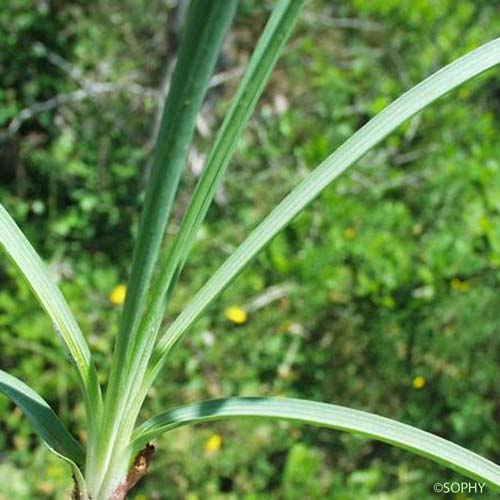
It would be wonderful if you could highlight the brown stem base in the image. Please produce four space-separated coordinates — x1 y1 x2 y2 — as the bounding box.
108 444 155 500
70 444 155 500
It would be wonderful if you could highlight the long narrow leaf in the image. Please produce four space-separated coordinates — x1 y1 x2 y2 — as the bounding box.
0 370 88 496
0 369 84 465
131 397 500 491
128 0 305 418
94 1 239 494
162 0 306 293
106 0 238 402
111 0 239 359
0 204 102 432
146 38 500 388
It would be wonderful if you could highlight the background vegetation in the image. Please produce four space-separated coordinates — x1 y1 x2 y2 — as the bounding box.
1 0 500 498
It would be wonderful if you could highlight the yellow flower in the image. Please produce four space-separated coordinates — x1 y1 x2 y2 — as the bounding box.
450 278 469 292
412 376 426 390
225 306 247 325
204 434 222 454
109 284 127 305
344 227 356 240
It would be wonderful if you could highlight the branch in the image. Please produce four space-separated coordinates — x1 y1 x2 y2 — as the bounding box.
2 82 157 140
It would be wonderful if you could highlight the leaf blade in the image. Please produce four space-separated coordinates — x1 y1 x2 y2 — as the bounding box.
152 0 306 304
93 2 239 495
0 369 84 465
0 204 102 430
148 38 500 384
105 0 239 410
130 0 306 413
132 397 500 490
112 0 238 364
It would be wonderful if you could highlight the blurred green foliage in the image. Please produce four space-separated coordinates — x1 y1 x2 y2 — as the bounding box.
1 0 500 499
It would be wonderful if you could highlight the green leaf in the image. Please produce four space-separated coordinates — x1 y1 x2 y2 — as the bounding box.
131 397 500 491
0 204 102 434
151 0 306 312
112 0 238 358
93 1 238 496
105 0 238 406
147 38 500 386
0 369 84 465
130 0 305 417
106 0 238 399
